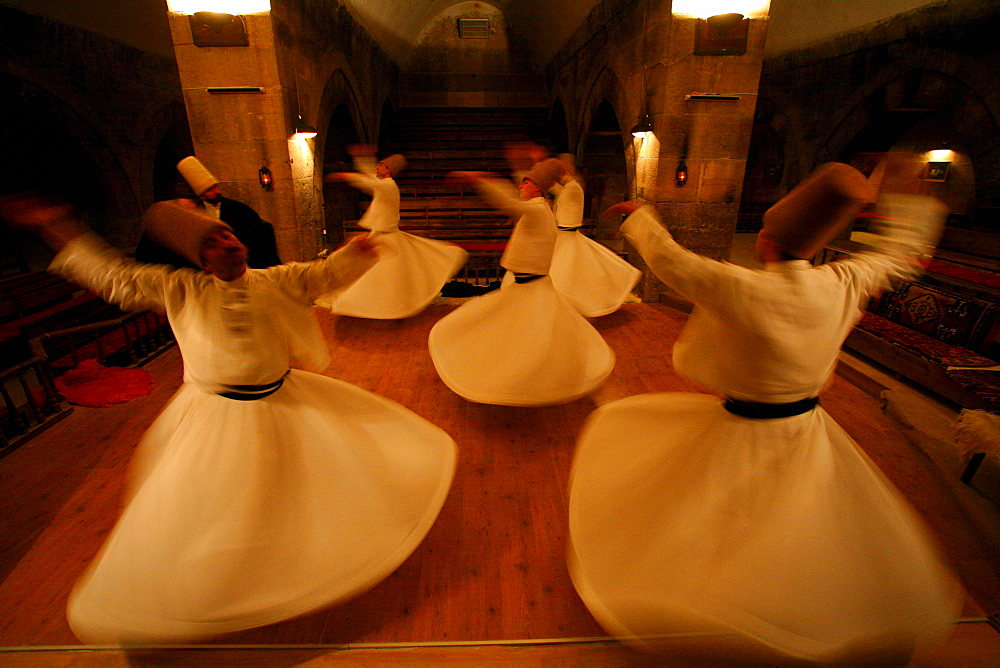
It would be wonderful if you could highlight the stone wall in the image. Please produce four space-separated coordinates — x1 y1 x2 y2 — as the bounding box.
167 1 399 261
276 0 399 257
546 0 768 301
0 6 187 252
750 0 1000 234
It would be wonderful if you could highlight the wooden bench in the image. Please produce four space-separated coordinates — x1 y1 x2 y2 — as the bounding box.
826 242 1000 412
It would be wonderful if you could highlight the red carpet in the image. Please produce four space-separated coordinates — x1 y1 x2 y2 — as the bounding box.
54 359 153 407
926 258 1000 290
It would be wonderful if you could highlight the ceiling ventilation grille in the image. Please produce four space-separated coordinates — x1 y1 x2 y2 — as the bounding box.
458 18 489 39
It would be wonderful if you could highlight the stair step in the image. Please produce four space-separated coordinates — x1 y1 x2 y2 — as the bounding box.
333 106 552 246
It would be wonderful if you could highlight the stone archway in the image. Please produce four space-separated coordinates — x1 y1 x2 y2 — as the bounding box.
318 69 367 249
377 98 398 155
549 98 570 155
824 70 1000 230
0 71 135 261
140 101 194 207
739 97 794 231
581 100 628 242
321 103 363 248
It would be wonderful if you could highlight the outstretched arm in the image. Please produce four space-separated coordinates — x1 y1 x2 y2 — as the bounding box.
2 193 173 311
608 201 738 305
448 171 526 216
0 193 86 252
828 194 948 295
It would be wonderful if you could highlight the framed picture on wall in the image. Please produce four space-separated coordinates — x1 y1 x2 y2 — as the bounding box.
923 162 950 182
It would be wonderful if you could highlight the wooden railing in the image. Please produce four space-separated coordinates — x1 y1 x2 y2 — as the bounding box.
0 356 71 458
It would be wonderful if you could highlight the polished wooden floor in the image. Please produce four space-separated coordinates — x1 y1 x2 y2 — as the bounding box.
1 303 999 665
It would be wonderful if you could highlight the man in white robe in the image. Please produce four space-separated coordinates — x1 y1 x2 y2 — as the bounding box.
548 153 640 317
428 159 614 406
318 147 467 319
568 163 961 664
0 195 458 644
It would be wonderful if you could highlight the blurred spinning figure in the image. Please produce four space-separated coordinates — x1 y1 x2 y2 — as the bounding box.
1 195 456 644
318 146 467 319
429 159 614 406
547 153 640 317
568 163 960 664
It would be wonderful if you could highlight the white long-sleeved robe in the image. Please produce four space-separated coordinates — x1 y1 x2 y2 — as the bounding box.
568 196 960 664
428 178 614 406
318 156 467 319
547 179 640 317
54 235 457 644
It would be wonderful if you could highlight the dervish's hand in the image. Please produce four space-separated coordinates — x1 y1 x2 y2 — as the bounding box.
323 172 352 182
0 192 73 232
602 200 642 220
343 232 379 258
0 192 85 251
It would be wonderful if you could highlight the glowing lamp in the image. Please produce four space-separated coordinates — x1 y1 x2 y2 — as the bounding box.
293 116 318 139
258 166 272 189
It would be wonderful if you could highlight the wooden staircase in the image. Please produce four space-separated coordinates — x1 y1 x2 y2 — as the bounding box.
362 107 549 246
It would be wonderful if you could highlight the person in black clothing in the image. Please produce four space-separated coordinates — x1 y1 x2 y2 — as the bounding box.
135 156 281 269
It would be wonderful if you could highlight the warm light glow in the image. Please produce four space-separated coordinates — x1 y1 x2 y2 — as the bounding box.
672 0 769 19
927 149 955 162
167 0 270 14
294 129 318 139
632 134 660 200
286 137 315 189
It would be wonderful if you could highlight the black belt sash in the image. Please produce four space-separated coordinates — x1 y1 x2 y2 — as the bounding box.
514 273 544 284
218 375 287 401
557 226 579 231
723 396 819 419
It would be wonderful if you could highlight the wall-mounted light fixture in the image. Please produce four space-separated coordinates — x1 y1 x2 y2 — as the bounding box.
207 86 264 94
631 0 652 140
923 143 954 182
676 133 689 186
675 160 688 186
258 165 273 189
293 115 317 139
685 93 741 101
631 113 652 138
926 147 955 163
695 12 749 55
190 11 249 46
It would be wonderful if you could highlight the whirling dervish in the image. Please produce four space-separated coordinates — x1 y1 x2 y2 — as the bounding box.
547 153 640 317
568 162 961 664
0 194 457 645
317 145 467 319
428 158 615 406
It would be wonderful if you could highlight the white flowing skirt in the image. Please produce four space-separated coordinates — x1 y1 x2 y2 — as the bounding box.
568 393 961 664
549 231 640 318
428 276 614 406
67 370 457 644
318 231 467 319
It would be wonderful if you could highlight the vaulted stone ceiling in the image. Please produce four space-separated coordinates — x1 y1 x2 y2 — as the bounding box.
341 0 602 67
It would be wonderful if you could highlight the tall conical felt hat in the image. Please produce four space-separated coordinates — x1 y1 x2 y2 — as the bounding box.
176 156 219 196
761 162 875 259
141 200 233 268
523 158 566 193
379 154 407 177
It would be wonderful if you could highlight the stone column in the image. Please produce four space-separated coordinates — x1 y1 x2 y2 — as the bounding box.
632 10 769 302
167 9 315 261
